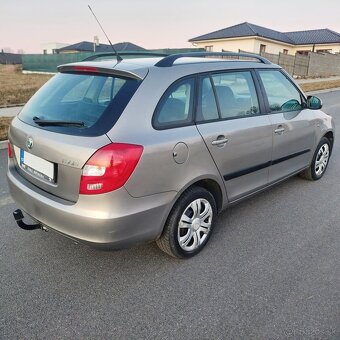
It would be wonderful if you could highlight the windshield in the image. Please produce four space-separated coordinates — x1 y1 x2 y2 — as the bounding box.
19 72 141 136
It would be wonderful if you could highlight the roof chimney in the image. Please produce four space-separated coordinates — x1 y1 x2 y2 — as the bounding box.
93 36 100 52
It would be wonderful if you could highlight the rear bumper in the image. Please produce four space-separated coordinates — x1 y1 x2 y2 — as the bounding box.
7 164 176 248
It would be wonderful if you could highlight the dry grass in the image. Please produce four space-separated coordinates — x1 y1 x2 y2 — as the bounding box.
0 117 13 141
0 65 52 106
300 79 340 93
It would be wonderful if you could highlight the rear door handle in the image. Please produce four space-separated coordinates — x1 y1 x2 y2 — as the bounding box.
211 137 229 146
274 127 285 134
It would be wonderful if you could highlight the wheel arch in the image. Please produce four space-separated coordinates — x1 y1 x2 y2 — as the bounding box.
156 176 227 239
323 131 334 152
192 178 224 213
159 177 228 236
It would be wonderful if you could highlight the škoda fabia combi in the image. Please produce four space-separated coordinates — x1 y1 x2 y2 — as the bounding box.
7 52 334 258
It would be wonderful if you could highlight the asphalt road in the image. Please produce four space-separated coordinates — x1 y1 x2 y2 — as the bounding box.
1 91 339 339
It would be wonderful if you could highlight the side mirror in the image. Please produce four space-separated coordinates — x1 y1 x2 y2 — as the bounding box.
307 96 323 110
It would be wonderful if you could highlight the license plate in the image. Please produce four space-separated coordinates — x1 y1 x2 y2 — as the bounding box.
14 146 55 183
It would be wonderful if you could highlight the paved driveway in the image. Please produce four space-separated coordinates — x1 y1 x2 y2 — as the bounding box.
1 91 339 339
0 106 23 117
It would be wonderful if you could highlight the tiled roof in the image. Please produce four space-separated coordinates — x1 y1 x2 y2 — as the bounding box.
285 29 340 44
57 41 145 52
189 22 340 45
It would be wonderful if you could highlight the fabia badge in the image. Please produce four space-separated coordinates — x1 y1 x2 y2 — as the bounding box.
26 137 34 150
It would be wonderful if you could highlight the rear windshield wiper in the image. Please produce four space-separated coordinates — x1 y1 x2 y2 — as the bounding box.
33 116 85 127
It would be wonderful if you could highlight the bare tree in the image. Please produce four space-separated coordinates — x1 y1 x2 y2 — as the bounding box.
2 47 13 53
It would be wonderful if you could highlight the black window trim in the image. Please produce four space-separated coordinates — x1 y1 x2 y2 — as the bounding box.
195 74 221 124
152 67 273 130
255 68 307 115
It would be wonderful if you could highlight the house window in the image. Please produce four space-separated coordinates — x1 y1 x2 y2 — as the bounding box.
259 44 266 54
316 49 332 54
297 50 309 56
283 49 288 54
43 49 47 55
205 46 213 52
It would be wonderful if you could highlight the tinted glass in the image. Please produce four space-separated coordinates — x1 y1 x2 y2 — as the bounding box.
211 71 259 119
19 73 140 136
154 78 194 128
197 76 219 122
258 70 303 112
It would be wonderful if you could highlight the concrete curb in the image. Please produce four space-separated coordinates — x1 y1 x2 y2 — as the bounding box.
306 87 340 96
0 103 25 109
0 106 23 118
0 140 8 150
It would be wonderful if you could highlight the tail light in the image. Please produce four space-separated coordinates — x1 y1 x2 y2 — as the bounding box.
8 142 13 158
79 143 143 195
72 66 99 73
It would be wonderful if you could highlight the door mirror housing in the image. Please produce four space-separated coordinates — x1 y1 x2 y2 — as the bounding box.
307 96 323 110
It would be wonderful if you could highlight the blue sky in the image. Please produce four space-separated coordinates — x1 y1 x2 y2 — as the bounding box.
1 0 340 53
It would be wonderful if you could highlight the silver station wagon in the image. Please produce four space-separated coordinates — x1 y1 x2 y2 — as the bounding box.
7 52 334 258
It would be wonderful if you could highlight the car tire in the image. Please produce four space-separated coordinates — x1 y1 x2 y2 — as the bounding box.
300 137 331 181
156 186 217 258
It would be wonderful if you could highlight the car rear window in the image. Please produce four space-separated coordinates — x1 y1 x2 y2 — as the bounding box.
18 72 141 136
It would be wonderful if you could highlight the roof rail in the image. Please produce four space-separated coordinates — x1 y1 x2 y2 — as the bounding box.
154 52 271 67
82 51 168 62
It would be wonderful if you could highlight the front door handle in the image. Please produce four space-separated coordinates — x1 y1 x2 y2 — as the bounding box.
212 137 229 146
274 126 285 134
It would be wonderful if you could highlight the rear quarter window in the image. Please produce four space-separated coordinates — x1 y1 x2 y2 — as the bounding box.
153 77 195 129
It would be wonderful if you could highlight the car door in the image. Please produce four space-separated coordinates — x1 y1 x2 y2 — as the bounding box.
257 70 316 183
196 70 272 202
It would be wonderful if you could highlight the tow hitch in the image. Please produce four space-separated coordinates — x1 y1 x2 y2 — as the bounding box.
13 209 47 231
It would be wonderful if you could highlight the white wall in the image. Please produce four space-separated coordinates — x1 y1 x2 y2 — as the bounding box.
41 42 69 54
252 38 293 54
193 37 255 53
291 44 340 54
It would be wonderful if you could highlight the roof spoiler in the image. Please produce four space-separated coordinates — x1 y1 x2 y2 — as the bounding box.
155 52 271 67
57 64 144 80
82 51 168 61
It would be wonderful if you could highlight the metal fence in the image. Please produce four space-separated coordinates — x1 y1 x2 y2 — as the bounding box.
22 48 205 73
22 48 340 77
22 53 93 73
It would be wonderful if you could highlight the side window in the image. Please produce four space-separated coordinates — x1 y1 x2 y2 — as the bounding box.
197 76 219 122
61 76 94 102
258 70 303 113
97 77 127 104
211 71 259 119
98 77 113 104
153 78 194 129
112 78 126 97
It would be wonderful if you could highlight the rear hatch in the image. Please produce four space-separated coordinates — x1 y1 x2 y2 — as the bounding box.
9 64 144 202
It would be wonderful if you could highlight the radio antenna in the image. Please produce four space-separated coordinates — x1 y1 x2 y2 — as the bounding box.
88 5 122 62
